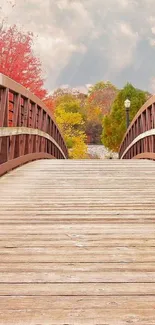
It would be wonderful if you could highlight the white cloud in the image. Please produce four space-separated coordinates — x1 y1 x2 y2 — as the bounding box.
104 21 139 78
150 77 155 94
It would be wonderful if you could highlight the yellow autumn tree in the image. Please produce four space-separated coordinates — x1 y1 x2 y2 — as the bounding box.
54 95 88 159
84 101 103 144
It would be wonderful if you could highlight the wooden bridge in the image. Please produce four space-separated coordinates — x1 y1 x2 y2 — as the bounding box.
0 74 155 324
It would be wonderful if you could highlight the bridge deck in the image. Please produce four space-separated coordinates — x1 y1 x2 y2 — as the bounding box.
0 160 155 324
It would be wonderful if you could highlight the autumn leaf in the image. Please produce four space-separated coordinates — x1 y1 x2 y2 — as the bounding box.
0 24 47 99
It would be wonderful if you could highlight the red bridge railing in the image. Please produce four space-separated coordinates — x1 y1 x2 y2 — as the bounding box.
0 74 68 176
119 96 155 160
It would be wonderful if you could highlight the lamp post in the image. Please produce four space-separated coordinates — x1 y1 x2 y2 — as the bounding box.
124 99 131 129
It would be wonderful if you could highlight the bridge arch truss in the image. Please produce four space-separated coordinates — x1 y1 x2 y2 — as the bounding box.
0 74 68 176
119 95 155 160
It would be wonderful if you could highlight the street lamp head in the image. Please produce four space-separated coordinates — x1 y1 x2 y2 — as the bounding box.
124 99 131 109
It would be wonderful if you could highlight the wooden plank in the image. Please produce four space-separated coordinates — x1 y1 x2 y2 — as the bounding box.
1 283 155 296
1 270 155 283
0 296 155 309
1 262 155 272
0 254 155 263
0 224 155 234
0 238 155 246
1 217 155 224
2 246 155 254
0 308 155 325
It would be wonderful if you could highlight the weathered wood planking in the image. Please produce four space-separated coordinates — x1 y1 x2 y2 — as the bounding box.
0 159 155 324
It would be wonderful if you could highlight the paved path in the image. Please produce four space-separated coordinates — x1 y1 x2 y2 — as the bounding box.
0 159 155 324
87 144 118 159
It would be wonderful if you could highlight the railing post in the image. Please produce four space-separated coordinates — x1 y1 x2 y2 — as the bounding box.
0 88 9 163
9 93 21 160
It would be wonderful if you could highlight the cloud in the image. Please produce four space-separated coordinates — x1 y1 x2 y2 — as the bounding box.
1 0 155 92
149 77 155 94
103 21 139 78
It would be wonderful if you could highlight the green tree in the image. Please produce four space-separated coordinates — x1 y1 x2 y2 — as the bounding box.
102 83 148 152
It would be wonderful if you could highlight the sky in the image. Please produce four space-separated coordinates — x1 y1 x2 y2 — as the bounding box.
1 0 155 93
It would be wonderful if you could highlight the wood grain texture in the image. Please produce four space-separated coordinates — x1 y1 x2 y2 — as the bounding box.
0 159 155 324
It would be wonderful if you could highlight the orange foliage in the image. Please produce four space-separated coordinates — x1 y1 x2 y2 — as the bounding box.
44 96 55 115
88 87 117 115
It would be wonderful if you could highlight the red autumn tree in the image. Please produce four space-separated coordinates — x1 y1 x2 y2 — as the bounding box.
0 25 47 99
43 96 55 115
88 81 118 115
84 82 117 144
